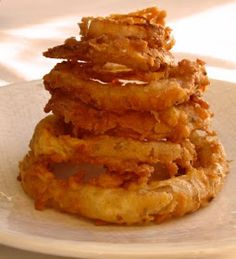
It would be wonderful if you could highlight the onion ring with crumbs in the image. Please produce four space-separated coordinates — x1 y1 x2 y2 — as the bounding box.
43 36 174 71
43 59 168 83
19 125 228 224
45 93 211 142
79 63 168 83
43 60 209 112
79 7 174 49
30 116 195 169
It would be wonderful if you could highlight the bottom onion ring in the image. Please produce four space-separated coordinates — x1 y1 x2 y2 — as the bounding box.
19 118 228 224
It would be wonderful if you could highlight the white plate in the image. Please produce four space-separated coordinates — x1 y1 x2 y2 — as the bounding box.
0 80 235 259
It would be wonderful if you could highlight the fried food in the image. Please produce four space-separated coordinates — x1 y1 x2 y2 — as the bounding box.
19 6 228 225
79 7 173 49
43 36 174 71
30 116 195 169
44 59 209 112
45 93 211 142
80 62 167 82
19 127 228 224
44 7 174 70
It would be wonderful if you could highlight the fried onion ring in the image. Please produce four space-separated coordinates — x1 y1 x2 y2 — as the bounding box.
30 116 195 169
45 93 211 142
44 9 175 71
43 36 174 71
19 127 228 224
82 63 167 83
79 7 174 49
43 60 209 112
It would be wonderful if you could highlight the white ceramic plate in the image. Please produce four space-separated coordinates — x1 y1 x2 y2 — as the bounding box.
0 80 235 259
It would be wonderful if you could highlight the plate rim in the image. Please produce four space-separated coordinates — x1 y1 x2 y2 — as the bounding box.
1 229 236 258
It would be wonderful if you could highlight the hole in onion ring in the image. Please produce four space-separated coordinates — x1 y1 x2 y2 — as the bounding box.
50 163 105 180
49 161 187 189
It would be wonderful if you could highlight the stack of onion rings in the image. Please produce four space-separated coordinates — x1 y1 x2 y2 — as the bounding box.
19 7 228 225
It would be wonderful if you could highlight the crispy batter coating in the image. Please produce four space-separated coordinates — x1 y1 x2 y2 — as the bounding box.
30 116 195 168
45 93 211 142
43 59 209 112
43 8 175 70
43 36 174 71
80 63 167 83
44 8 174 71
19 126 228 224
79 8 174 50
45 59 168 84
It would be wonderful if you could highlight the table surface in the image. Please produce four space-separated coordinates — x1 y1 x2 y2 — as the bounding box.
0 0 236 258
